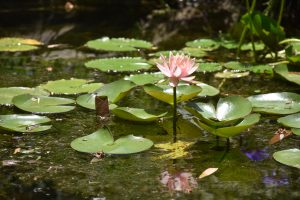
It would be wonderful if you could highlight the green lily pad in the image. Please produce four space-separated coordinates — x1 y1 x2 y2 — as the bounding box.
112 107 167 122
76 80 136 109
0 87 49 106
292 128 300 135
240 42 265 51
224 62 272 74
215 71 250 78
185 39 220 51
197 62 222 73
76 93 117 110
85 57 152 72
196 82 219 97
40 78 102 95
274 64 300 86
0 114 52 132
12 94 75 114
181 47 207 57
71 128 153 154
124 73 164 85
194 113 260 138
85 37 153 52
278 113 300 128
247 92 300 114
273 149 300 169
185 96 252 126
143 84 202 105
0 37 42 52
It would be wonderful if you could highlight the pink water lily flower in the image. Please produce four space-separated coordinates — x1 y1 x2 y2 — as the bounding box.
156 52 198 87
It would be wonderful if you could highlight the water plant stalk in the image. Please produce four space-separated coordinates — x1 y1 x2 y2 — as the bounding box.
173 86 177 143
277 0 285 26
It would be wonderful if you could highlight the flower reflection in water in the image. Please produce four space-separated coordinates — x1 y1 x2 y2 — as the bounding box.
160 170 198 193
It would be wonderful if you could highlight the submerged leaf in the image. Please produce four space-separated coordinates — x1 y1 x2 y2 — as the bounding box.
154 141 194 160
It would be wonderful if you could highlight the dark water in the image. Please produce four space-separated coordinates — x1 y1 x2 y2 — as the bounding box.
1 1 300 200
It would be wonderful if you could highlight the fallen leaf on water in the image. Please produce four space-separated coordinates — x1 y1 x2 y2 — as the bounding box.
14 147 21 154
199 168 218 179
269 128 292 145
154 141 194 160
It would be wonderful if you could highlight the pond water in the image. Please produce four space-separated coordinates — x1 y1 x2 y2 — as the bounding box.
1 2 300 200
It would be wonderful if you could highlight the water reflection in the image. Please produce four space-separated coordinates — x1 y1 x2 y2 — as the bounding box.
262 170 289 187
241 147 270 161
160 169 198 193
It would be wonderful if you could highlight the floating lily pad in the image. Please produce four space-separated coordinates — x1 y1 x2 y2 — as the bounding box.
0 37 42 52
274 64 300 86
273 149 300 169
247 92 300 114
292 128 300 135
71 128 153 154
12 94 75 114
185 39 220 51
143 84 202 105
194 114 260 138
85 37 153 52
0 114 52 132
197 62 222 73
0 87 49 105
40 78 102 95
186 96 252 126
181 47 207 57
85 57 152 72
240 42 265 51
215 71 250 78
278 113 300 128
124 73 164 85
196 82 219 97
76 80 136 109
224 62 272 74
112 107 167 122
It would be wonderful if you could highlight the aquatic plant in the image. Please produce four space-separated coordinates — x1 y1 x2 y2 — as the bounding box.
156 52 199 143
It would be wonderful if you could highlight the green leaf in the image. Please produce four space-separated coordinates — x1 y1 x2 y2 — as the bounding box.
240 42 265 51
12 94 75 114
248 92 300 114
40 78 102 95
224 62 272 74
196 82 219 97
181 47 207 57
273 149 300 169
85 57 152 72
278 113 300 128
185 39 220 51
241 11 285 51
292 128 300 136
112 107 167 122
76 80 136 109
71 128 153 154
0 87 49 105
124 73 164 85
0 114 52 132
143 84 202 105
194 114 260 138
186 96 252 126
197 62 222 73
215 71 250 79
274 64 300 86
85 37 153 52
0 37 42 52
76 92 117 110
94 80 136 103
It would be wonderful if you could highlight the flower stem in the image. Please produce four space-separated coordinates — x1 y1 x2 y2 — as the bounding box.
173 86 177 143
